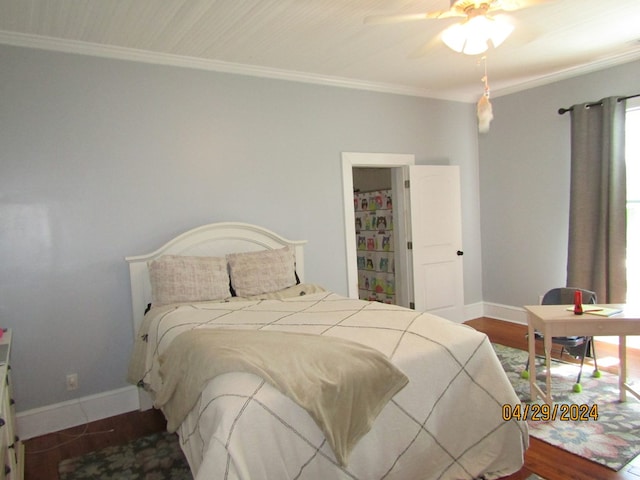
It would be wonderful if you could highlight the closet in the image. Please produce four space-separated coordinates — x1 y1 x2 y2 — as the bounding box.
344 154 464 320
353 168 395 304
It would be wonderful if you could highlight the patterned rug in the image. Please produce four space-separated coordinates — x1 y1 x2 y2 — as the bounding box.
57 415 548 479
493 343 640 471
58 431 191 480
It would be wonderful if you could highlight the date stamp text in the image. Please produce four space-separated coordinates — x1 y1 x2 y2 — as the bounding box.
502 403 598 421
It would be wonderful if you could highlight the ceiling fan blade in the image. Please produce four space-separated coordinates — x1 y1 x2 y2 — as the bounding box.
408 35 444 59
494 0 553 11
363 12 431 25
364 7 468 25
426 9 467 19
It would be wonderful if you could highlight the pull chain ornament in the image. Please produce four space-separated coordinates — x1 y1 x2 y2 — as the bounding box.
477 56 493 133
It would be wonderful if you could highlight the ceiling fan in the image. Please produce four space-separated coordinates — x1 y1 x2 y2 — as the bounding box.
365 0 550 55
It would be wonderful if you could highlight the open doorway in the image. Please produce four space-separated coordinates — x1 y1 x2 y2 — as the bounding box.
341 152 414 309
353 168 396 304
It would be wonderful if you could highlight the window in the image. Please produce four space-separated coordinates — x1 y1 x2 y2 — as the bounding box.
626 98 640 304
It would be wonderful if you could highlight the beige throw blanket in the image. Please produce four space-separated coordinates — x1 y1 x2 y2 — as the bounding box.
154 328 409 466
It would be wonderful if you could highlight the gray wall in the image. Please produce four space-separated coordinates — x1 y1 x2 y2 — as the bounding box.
478 59 640 307
0 44 481 412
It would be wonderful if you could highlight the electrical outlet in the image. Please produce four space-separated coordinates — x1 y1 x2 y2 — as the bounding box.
66 373 78 391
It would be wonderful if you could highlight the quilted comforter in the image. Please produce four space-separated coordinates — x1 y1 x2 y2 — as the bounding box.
129 286 528 480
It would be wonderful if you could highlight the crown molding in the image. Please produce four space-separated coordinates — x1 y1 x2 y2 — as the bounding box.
490 48 640 99
2 30 639 104
0 30 451 100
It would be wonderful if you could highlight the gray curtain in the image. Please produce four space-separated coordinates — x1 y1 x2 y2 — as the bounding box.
567 96 627 303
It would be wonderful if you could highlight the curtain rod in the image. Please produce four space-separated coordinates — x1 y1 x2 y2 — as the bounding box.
557 93 640 115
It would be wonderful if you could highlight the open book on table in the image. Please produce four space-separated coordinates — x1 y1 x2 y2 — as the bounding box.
565 306 623 317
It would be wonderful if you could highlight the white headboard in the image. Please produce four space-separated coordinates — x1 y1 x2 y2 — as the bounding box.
125 222 307 335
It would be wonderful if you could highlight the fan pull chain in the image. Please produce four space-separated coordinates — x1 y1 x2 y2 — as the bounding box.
481 55 490 97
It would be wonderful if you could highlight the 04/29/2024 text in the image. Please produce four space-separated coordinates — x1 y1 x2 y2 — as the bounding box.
502 403 598 421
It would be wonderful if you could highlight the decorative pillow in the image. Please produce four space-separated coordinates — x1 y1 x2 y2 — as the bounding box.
148 255 231 306
226 246 296 297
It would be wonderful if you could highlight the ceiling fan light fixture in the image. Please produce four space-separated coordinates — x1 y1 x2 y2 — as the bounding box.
441 15 514 55
487 16 515 47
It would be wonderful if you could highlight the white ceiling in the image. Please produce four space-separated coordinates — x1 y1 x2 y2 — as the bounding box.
1 0 640 102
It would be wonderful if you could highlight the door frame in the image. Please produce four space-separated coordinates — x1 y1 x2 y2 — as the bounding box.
341 152 415 306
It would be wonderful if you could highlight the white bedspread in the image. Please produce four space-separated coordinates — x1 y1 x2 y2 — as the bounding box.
130 287 528 480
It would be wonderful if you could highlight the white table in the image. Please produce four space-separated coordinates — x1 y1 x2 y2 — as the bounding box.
524 304 640 404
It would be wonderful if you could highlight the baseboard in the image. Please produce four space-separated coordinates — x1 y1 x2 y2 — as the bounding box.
16 385 140 440
464 301 485 322
482 302 527 325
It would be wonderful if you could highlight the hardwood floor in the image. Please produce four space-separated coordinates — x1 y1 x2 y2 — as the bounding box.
22 317 640 480
23 409 167 479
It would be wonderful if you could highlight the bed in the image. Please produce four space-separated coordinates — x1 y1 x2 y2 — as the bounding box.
126 222 528 480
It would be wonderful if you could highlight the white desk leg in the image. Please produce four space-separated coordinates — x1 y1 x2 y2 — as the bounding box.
528 317 537 401
544 333 553 403
619 335 627 402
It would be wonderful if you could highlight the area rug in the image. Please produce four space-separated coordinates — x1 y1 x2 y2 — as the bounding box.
57 422 548 479
58 431 191 480
493 342 640 471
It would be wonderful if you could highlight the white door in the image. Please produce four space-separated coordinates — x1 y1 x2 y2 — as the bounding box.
407 165 464 321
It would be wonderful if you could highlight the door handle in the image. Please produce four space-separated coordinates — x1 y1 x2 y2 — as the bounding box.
457 250 464 256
